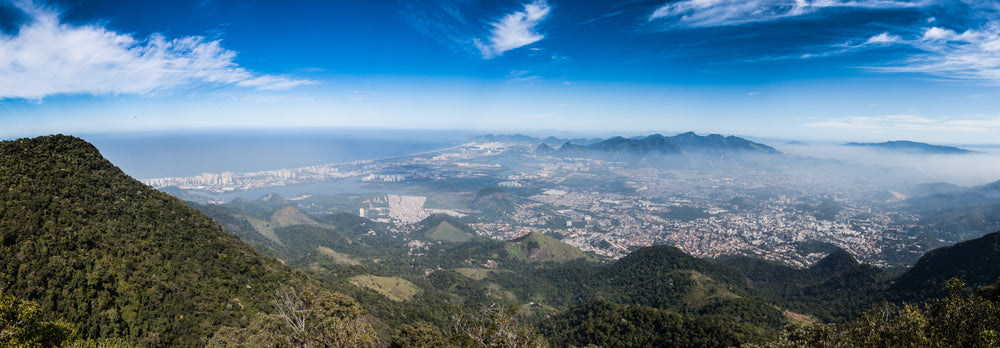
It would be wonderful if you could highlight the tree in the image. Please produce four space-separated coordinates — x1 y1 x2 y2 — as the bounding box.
759 277 1000 347
208 286 378 348
445 303 548 348
390 321 444 348
1 291 76 347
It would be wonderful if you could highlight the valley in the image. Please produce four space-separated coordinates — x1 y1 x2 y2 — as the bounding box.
147 133 982 270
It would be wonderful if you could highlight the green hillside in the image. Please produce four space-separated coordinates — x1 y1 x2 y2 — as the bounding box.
540 298 753 347
716 248 895 322
891 230 1000 302
269 205 324 228
506 231 587 262
0 135 318 346
415 214 475 242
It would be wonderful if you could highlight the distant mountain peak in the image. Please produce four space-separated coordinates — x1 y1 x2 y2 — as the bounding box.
535 143 555 153
844 140 974 154
543 132 779 160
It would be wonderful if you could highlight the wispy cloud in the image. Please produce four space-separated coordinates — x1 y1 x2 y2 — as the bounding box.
649 0 925 28
867 23 1000 84
474 0 552 59
506 69 541 83
806 114 1000 133
0 1 314 100
398 0 474 54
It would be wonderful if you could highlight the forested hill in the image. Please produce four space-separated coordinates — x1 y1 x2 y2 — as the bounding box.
0 135 311 346
891 230 1000 302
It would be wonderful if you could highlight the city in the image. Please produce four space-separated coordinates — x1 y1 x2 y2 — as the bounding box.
145 137 930 268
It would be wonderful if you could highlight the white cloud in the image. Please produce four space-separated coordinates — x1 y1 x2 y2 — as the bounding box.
474 0 551 59
921 27 957 41
0 1 314 100
649 0 925 28
806 114 1000 133
868 22 1000 84
865 32 902 44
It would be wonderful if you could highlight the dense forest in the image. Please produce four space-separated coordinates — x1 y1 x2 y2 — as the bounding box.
3 135 1000 347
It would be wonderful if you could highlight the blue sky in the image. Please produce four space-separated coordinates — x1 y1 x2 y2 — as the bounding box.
1 0 1000 144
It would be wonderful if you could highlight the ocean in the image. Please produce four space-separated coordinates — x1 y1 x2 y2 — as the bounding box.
82 129 469 179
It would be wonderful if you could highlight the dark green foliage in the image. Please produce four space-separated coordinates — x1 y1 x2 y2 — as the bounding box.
1 291 76 347
608 245 750 300
191 202 286 258
445 304 548 348
762 278 1000 347
208 286 379 348
980 278 1000 301
891 230 1000 302
695 297 786 332
716 249 894 322
390 321 444 348
469 188 516 220
539 298 752 348
0 135 309 346
793 240 840 257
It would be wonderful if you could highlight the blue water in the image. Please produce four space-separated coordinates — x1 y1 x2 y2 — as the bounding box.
82 129 470 179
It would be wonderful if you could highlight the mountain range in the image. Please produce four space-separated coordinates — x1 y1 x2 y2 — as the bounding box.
541 132 780 159
844 140 974 154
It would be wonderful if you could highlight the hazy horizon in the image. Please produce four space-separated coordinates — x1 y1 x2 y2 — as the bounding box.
25 128 989 190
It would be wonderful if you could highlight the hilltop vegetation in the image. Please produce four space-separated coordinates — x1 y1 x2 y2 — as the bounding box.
0 135 316 346
415 214 476 242
891 230 1000 302
506 232 587 263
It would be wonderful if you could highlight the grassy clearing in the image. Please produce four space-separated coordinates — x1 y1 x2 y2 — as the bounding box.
270 206 321 228
783 310 814 323
241 215 282 245
316 246 359 265
349 275 422 302
453 268 512 281
684 270 742 309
